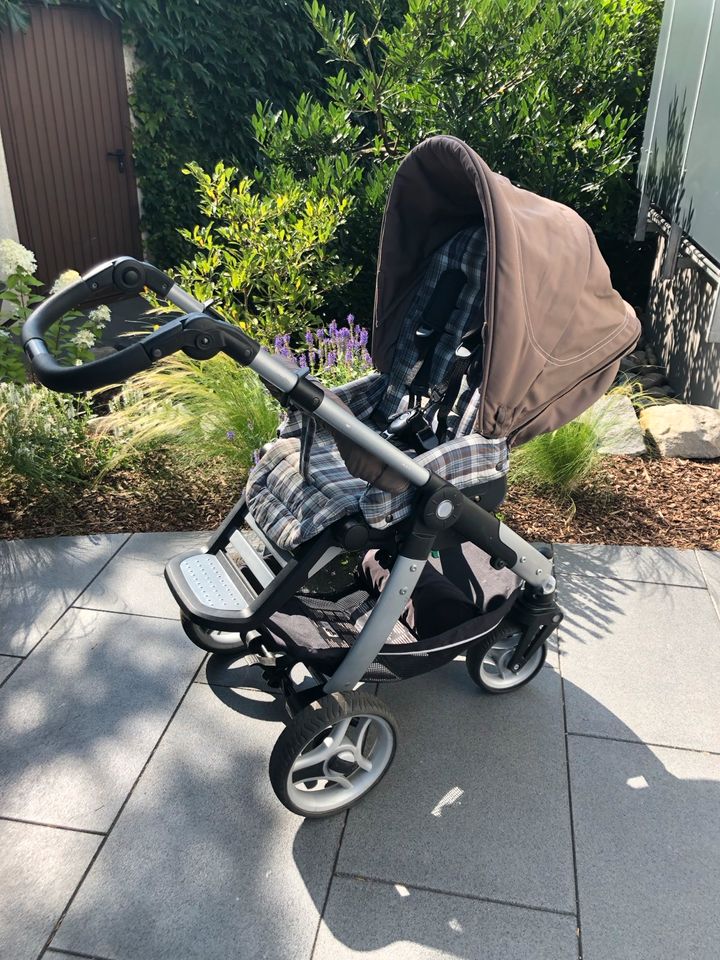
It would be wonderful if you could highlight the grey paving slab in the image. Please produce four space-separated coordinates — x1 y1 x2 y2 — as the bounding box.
338 658 575 913
569 736 720 960
54 682 343 960
554 543 704 587
314 875 578 960
0 534 128 656
0 607 203 831
197 650 275 691
697 549 720 620
560 578 720 751
0 654 22 685
74 530 208 620
0 818 100 960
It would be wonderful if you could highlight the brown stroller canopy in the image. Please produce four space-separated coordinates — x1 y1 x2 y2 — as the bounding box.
372 136 640 445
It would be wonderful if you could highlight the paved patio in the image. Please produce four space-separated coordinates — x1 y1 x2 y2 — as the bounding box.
1 533 719 960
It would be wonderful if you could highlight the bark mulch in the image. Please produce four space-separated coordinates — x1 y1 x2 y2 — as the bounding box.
0 457 246 541
503 455 719 551
1 454 718 551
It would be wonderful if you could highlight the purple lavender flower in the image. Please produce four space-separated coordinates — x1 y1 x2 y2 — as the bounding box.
362 349 372 365
273 334 284 352
226 430 236 441
317 327 328 342
279 346 291 359
305 330 314 345
345 345 354 363
338 326 350 341
328 319 338 338
326 350 337 368
359 328 369 346
346 313 355 324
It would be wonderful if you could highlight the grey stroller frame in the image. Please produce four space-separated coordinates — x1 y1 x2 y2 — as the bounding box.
23 136 640 817
22 258 560 815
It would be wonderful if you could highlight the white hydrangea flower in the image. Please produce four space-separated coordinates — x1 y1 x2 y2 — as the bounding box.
0 328 10 339
50 269 81 294
0 239 37 282
72 328 96 350
88 304 111 326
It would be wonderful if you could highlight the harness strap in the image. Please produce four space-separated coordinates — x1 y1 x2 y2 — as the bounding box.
299 413 316 482
434 323 485 442
409 268 466 404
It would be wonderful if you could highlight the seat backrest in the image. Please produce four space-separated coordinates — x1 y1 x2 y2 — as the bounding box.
377 225 487 438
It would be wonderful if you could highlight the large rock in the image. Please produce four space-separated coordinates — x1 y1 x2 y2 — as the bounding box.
594 393 647 456
639 404 720 458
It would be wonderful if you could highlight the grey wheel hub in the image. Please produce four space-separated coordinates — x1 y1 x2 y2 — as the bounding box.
287 714 394 815
479 633 544 690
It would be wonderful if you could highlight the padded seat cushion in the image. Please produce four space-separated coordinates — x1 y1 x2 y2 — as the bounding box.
245 425 508 551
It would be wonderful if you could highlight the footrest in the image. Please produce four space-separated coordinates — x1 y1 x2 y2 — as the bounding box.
165 549 260 628
179 554 253 611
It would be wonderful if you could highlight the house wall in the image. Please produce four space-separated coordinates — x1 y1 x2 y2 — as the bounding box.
647 233 720 407
0 123 19 241
638 0 720 409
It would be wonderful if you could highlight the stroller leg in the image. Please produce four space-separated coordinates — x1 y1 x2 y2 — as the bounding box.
324 553 428 693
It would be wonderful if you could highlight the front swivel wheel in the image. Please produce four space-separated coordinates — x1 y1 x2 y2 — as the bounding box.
180 614 249 653
269 691 398 817
466 620 546 694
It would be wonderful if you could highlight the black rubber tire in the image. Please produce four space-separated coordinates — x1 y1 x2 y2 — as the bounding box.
465 620 547 695
180 615 248 653
269 691 398 818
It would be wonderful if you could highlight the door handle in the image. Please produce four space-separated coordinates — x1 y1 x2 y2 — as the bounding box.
107 148 125 173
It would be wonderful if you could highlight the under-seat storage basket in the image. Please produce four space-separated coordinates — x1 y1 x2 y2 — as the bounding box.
260 586 518 682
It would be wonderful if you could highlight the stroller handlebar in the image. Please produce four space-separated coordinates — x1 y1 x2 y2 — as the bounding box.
21 257 186 392
21 256 256 393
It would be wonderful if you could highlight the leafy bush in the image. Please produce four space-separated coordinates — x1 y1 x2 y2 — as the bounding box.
1 242 112 383
0 382 113 492
98 354 281 471
255 0 661 314
160 162 356 342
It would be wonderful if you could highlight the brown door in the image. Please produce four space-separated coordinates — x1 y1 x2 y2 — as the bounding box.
0 4 141 284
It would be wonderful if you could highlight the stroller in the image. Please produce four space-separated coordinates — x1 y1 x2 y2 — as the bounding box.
22 136 640 817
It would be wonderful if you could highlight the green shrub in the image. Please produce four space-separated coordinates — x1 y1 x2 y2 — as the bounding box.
1 240 112 383
0 383 113 492
159 162 356 342
98 353 281 471
510 417 603 493
255 0 661 314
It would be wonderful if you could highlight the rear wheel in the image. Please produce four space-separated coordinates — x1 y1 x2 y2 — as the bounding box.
466 620 546 694
269 691 398 817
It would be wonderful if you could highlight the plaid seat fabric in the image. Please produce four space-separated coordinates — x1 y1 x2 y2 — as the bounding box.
245 226 501 551
245 431 368 551
360 434 507 528
245 424 507 551
378 226 487 418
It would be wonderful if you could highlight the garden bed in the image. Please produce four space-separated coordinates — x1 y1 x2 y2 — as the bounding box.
1 454 718 551
504 455 719 551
